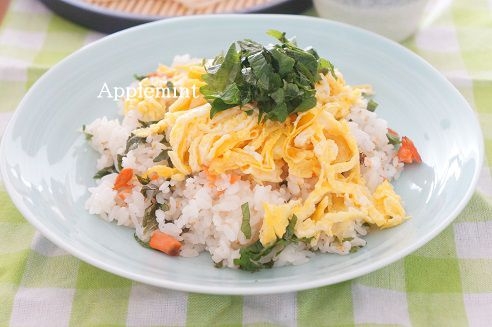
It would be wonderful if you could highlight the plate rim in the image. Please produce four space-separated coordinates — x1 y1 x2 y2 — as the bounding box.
0 14 484 295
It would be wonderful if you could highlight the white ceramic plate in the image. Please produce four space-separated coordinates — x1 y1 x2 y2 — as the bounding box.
0 15 483 295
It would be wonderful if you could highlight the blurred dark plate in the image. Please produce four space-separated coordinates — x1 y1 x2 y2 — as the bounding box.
38 0 313 33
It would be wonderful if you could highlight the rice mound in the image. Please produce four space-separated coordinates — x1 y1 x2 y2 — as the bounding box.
84 56 404 269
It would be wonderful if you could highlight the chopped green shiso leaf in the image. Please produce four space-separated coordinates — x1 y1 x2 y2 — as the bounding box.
367 99 378 112
234 215 306 272
240 203 252 239
200 30 337 123
133 73 147 81
93 166 116 179
386 131 401 146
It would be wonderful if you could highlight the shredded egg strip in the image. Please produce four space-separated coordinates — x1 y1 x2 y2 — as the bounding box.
126 62 407 247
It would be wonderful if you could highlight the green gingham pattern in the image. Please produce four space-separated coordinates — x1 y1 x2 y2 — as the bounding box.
1 0 491 325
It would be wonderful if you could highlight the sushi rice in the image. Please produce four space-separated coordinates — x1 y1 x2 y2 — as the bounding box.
84 49 412 270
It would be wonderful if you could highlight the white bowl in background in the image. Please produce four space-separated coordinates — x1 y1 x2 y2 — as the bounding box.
314 0 429 42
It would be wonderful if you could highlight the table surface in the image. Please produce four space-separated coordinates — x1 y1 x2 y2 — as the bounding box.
1 0 492 326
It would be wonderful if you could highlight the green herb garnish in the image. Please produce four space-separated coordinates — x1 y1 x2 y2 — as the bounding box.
116 154 124 171
233 240 275 272
386 132 401 146
214 260 225 268
141 183 159 198
153 149 170 163
125 135 146 153
133 74 147 81
240 203 252 239
116 135 146 173
142 202 159 235
200 30 336 123
367 99 378 112
136 174 150 185
166 81 175 92
82 125 93 141
93 166 116 179
134 233 152 249
161 202 170 212
266 29 290 44
234 214 302 272
138 120 160 128
349 246 360 253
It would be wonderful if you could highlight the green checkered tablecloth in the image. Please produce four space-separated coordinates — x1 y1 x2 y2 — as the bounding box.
1 0 492 326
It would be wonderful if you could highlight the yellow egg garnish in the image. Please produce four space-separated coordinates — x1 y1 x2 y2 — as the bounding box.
260 202 295 246
125 60 408 248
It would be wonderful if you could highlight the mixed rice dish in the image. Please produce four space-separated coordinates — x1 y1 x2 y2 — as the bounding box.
83 31 422 271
